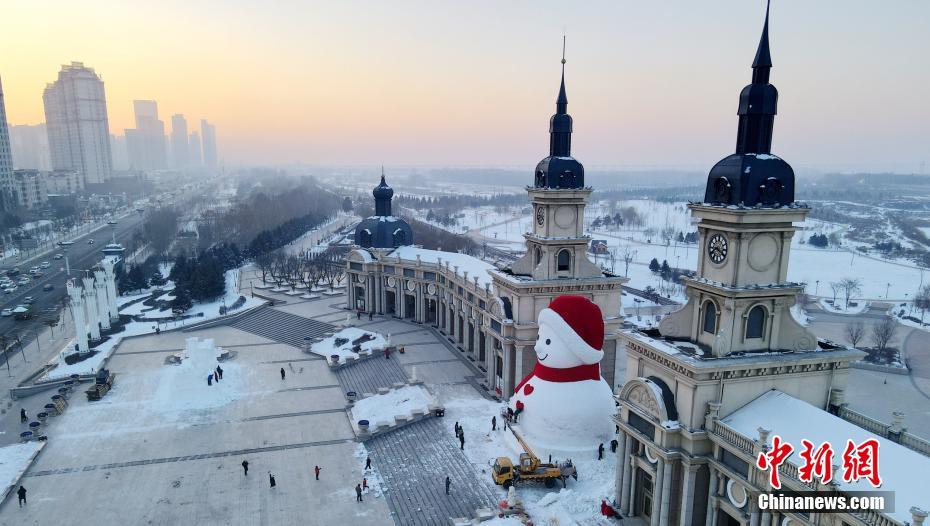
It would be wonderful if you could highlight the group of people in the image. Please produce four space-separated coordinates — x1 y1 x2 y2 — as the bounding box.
355 310 374 321
240 460 323 490
453 422 466 450
356 456 372 502
206 365 224 386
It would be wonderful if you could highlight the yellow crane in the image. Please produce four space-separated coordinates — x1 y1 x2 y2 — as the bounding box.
491 428 577 489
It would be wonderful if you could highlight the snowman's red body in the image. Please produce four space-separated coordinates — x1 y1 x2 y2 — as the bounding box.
509 296 616 453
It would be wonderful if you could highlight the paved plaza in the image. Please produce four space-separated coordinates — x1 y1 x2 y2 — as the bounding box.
2 267 929 525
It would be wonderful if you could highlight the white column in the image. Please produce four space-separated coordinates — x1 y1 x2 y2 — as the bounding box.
651 458 664 526
102 260 120 321
94 270 111 330
659 457 673 524
679 465 696 526
82 277 101 340
620 432 634 514
515 346 525 383
67 280 88 353
707 468 719 526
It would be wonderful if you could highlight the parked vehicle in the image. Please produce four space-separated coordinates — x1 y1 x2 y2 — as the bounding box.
40 261 50 269
6 268 20 277
43 283 54 291
1 308 12 317
17 277 30 285
53 254 64 259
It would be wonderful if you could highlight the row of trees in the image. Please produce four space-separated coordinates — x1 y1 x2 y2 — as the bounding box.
255 250 346 291
828 278 862 308
845 317 897 355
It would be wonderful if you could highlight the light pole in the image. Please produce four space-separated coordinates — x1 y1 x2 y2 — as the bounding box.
815 280 820 296
886 283 891 299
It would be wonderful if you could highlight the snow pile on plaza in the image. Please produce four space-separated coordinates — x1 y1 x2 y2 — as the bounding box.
0 442 43 499
351 385 434 427
442 396 618 526
353 443 385 499
310 327 387 361
150 337 242 417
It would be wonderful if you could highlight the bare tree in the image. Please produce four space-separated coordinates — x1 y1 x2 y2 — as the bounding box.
255 253 273 284
914 284 930 323
282 255 301 291
839 277 862 308
660 227 676 247
829 281 842 305
871 316 897 351
620 245 636 277
845 322 865 348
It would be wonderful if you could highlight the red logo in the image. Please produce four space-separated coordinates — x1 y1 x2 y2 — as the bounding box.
798 439 834 484
756 435 794 489
756 437 882 489
841 438 882 487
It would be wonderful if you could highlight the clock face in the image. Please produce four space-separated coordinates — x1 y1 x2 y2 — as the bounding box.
536 207 545 226
708 234 728 264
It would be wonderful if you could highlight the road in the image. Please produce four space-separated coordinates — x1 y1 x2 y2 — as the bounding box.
0 213 144 352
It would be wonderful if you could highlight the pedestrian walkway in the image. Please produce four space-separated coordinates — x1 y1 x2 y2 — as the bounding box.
227 307 335 350
365 417 498 526
336 355 407 395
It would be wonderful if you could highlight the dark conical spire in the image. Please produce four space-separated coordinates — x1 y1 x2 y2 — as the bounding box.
752 0 773 83
549 36 572 157
735 0 778 155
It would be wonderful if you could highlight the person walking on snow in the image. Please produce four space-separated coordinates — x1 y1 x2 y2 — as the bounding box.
207 373 213 386
16 486 26 507
355 484 363 502
314 465 321 480
365 457 371 470
597 443 605 460
453 421 460 436
357 310 361 320
20 408 27 423
459 432 465 450
213 367 220 383
610 439 618 453
241 460 249 476
445 476 451 495
368 312 373 321
280 367 286 380
491 416 497 431
362 478 368 491
269 473 276 488
216 366 223 380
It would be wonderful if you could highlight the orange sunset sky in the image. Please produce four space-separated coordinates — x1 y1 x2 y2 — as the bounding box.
1 1 928 172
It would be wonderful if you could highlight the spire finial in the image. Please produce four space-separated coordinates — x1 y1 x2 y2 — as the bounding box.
556 35 568 114
752 0 773 72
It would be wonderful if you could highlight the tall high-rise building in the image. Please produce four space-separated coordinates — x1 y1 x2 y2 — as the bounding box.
111 134 129 171
43 62 113 185
0 76 14 209
200 119 217 169
189 131 202 166
125 100 167 170
9 124 51 171
170 114 188 168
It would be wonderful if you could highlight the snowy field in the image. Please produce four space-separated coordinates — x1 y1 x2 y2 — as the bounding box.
474 198 925 301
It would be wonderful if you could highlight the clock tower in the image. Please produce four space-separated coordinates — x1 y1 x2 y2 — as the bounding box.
657 4 816 357
510 49 602 281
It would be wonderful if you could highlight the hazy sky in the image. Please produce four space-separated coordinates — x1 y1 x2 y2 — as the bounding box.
1 1 927 172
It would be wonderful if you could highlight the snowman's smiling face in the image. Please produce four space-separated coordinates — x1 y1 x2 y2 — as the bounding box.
535 321 584 369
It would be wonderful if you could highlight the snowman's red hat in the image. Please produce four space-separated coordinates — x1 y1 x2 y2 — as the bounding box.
539 295 604 365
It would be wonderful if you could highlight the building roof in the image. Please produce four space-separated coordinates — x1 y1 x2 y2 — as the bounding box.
722 390 928 523
387 246 495 288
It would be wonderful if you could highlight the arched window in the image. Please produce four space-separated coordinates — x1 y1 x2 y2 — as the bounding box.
746 305 766 339
556 249 571 272
393 229 406 246
535 246 542 265
702 301 717 334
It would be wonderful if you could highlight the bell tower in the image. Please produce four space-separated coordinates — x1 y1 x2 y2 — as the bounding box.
659 2 816 357
510 40 601 281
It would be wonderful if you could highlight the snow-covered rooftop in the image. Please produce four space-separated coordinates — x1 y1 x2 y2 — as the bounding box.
722 390 928 523
387 246 494 288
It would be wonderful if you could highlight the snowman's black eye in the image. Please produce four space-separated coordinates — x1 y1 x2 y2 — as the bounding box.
545 339 551 345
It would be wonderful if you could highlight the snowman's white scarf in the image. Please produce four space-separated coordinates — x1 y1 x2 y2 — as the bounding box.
515 362 601 393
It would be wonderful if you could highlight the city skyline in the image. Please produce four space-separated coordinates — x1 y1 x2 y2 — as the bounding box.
0 1 928 171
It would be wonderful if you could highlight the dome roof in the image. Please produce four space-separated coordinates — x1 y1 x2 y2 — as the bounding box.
704 153 794 207
354 215 413 249
372 175 393 201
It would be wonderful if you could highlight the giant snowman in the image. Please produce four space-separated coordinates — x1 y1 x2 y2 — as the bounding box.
509 295 615 454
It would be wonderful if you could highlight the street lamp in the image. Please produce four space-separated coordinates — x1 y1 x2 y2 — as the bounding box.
815 280 820 296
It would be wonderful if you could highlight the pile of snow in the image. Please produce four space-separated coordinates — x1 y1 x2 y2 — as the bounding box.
790 304 810 326
149 337 242 417
352 385 434 427
310 327 387 361
353 443 386 499
0 442 43 499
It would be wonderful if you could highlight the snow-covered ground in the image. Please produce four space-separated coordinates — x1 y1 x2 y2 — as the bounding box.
0 442 43 499
310 327 388 361
351 385 435 427
42 268 263 381
149 338 243 419
444 396 617 526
